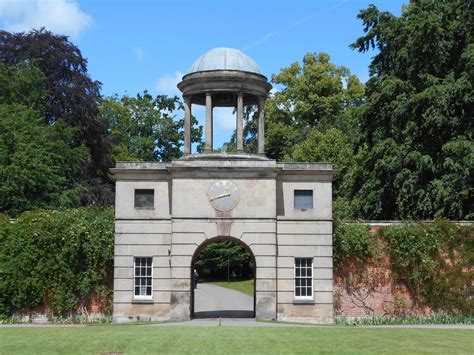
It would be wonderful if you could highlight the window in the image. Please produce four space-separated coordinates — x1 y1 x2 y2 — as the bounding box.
294 190 313 209
134 257 152 299
295 258 313 299
134 189 154 208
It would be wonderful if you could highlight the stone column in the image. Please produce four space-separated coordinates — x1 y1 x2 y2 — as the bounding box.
258 97 265 155
184 98 191 155
236 92 244 152
204 92 213 152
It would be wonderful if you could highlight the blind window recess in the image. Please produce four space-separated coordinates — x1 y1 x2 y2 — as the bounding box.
294 190 313 209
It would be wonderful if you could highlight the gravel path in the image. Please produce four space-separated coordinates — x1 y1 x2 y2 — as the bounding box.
193 283 254 318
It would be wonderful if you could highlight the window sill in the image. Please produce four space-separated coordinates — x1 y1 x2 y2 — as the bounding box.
293 299 315 305
134 207 155 210
132 298 154 304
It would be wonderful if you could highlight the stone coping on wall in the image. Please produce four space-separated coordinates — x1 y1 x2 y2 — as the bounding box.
113 158 335 175
341 220 473 226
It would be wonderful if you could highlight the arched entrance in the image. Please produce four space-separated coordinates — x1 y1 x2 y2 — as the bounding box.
190 236 256 318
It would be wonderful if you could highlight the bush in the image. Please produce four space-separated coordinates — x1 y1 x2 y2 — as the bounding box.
333 221 379 265
0 207 114 317
384 220 473 314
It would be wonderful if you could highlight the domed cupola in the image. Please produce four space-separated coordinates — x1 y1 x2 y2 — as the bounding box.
189 47 261 74
178 47 271 156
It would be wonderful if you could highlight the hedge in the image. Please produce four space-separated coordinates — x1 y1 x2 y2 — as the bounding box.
0 207 114 317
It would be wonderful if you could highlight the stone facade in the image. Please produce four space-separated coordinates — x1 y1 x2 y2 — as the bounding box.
112 156 335 323
112 47 335 324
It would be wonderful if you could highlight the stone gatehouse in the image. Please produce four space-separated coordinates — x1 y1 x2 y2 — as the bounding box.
112 48 335 324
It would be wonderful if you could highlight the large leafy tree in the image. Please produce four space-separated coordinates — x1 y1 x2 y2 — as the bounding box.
285 128 363 219
100 91 203 162
0 29 112 204
264 52 365 161
0 64 89 216
350 0 473 219
228 53 364 218
222 52 364 161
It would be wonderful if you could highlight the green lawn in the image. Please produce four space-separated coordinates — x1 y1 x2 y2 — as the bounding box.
206 279 254 296
0 324 473 354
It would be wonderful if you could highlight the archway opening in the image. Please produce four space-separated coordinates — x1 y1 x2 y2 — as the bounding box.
191 237 256 318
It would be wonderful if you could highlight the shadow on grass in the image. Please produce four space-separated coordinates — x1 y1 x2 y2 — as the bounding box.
194 310 254 318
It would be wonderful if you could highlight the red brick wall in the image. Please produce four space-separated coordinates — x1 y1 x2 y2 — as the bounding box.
334 225 432 317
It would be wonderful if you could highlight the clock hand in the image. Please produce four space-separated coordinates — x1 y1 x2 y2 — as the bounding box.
210 192 230 201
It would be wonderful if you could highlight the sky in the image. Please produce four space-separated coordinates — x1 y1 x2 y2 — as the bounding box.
0 0 406 149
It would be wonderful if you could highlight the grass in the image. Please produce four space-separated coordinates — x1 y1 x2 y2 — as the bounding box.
206 279 254 296
336 315 474 325
0 324 473 354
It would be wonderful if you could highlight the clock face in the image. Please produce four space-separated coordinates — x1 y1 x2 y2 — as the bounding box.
207 180 240 212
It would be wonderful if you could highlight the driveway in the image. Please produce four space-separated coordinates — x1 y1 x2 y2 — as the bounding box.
194 283 254 318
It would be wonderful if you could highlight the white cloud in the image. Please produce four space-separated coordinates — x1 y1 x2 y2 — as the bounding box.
132 47 144 61
214 107 236 131
156 71 183 97
0 0 92 39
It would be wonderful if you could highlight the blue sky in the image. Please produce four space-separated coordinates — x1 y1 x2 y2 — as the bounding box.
0 0 405 149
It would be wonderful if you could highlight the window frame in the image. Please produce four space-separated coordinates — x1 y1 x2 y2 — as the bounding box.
133 257 153 300
293 189 314 210
294 257 313 300
134 189 155 209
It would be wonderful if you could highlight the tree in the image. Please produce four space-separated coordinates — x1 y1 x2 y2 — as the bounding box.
222 52 364 161
220 53 364 218
264 52 365 161
100 91 203 162
0 65 89 216
284 128 362 219
350 0 473 220
194 241 254 280
0 29 113 205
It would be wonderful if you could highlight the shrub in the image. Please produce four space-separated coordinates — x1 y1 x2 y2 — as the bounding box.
333 220 379 265
0 207 114 317
384 220 473 314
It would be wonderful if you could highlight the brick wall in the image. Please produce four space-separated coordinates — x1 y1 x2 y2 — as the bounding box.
334 225 432 317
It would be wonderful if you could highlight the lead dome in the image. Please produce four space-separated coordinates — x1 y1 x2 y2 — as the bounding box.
189 47 261 74
178 47 272 155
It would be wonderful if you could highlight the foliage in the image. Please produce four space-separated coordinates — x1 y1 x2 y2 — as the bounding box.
335 220 473 315
264 52 364 161
0 207 114 317
194 240 254 280
349 0 474 220
100 91 203 162
0 64 90 216
0 63 46 109
384 221 473 314
336 314 473 325
0 29 113 205
284 128 362 218
333 221 376 265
